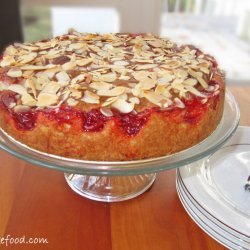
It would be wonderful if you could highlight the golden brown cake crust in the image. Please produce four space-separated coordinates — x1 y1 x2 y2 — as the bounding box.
0 31 225 161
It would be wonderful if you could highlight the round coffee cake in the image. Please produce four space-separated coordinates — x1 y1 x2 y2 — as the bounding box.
0 30 225 160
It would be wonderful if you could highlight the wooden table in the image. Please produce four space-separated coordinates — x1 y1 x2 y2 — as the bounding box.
0 87 249 250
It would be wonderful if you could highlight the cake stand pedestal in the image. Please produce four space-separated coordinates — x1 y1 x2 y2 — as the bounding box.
65 173 157 202
0 91 240 202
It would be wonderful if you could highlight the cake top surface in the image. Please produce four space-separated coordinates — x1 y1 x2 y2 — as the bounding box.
0 29 221 114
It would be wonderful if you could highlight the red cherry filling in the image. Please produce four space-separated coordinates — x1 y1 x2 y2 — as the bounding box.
183 98 206 124
11 111 38 130
114 110 151 136
83 109 109 132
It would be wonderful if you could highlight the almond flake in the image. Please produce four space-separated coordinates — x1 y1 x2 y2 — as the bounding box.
26 78 37 98
147 40 163 48
101 96 118 107
184 78 198 86
100 107 113 117
71 74 86 84
174 97 185 108
144 91 167 107
7 68 22 78
0 82 8 91
111 99 134 113
8 85 27 95
119 75 130 80
56 71 70 82
81 90 100 104
13 105 31 113
129 97 140 104
135 64 157 70
131 59 154 63
98 73 116 82
185 85 206 98
70 90 82 99
20 64 56 71
76 58 93 66
37 93 59 107
0 56 15 67
97 86 125 97
113 60 129 66
67 98 79 106
139 78 156 90
21 93 37 106
14 43 39 51
90 81 112 91
41 82 61 94
68 43 85 50
18 52 37 64
188 69 208 88
62 61 77 71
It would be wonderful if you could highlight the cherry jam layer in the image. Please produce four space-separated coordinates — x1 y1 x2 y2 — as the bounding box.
0 91 216 136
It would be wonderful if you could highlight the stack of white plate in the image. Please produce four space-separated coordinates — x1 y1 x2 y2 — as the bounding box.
176 126 250 250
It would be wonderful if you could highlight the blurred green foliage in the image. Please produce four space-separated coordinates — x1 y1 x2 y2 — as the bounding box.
21 6 52 42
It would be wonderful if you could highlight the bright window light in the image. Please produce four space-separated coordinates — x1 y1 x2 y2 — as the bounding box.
51 6 120 36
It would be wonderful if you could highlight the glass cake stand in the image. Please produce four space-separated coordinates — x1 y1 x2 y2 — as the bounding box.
0 91 240 202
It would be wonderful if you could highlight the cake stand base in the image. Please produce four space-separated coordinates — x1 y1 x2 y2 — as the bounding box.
64 173 157 202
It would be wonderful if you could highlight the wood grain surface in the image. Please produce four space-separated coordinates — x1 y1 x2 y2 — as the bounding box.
0 87 249 250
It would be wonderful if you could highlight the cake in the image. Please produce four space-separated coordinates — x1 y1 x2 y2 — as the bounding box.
0 30 225 161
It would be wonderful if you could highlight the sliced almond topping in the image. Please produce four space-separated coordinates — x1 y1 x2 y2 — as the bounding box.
13 105 31 113
144 91 167 107
56 71 70 82
67 98 79 106
0 56 15 67
8 85 27 95
98 73 116 82
157 76 173 85
97 86 125 97
37 93 59 107
76 58 93 66
119 75 130 81
129 97 140 104
100 107 113 117
90 81 112 91
26 78 37 97
21 93 37 106
18 52 37 64
147 40 164 48
131 59 154 63
161 60 182 69
71 74 86 84
135 64 157 70
111 99 134 114
68 43 85 50
22 70 34 78
88 45 101 53
139 78 156 90
62 61 77 71
185 85 206 98
14 43 39 51
101 96 118 107
0 82 8 91
113 60 129 66
184 78 198 86
188 69 208 88
7 68 22 78
70 90 82 99
174 97 185 108
41 82 61 94
20 64 56 71
81 90 100 104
